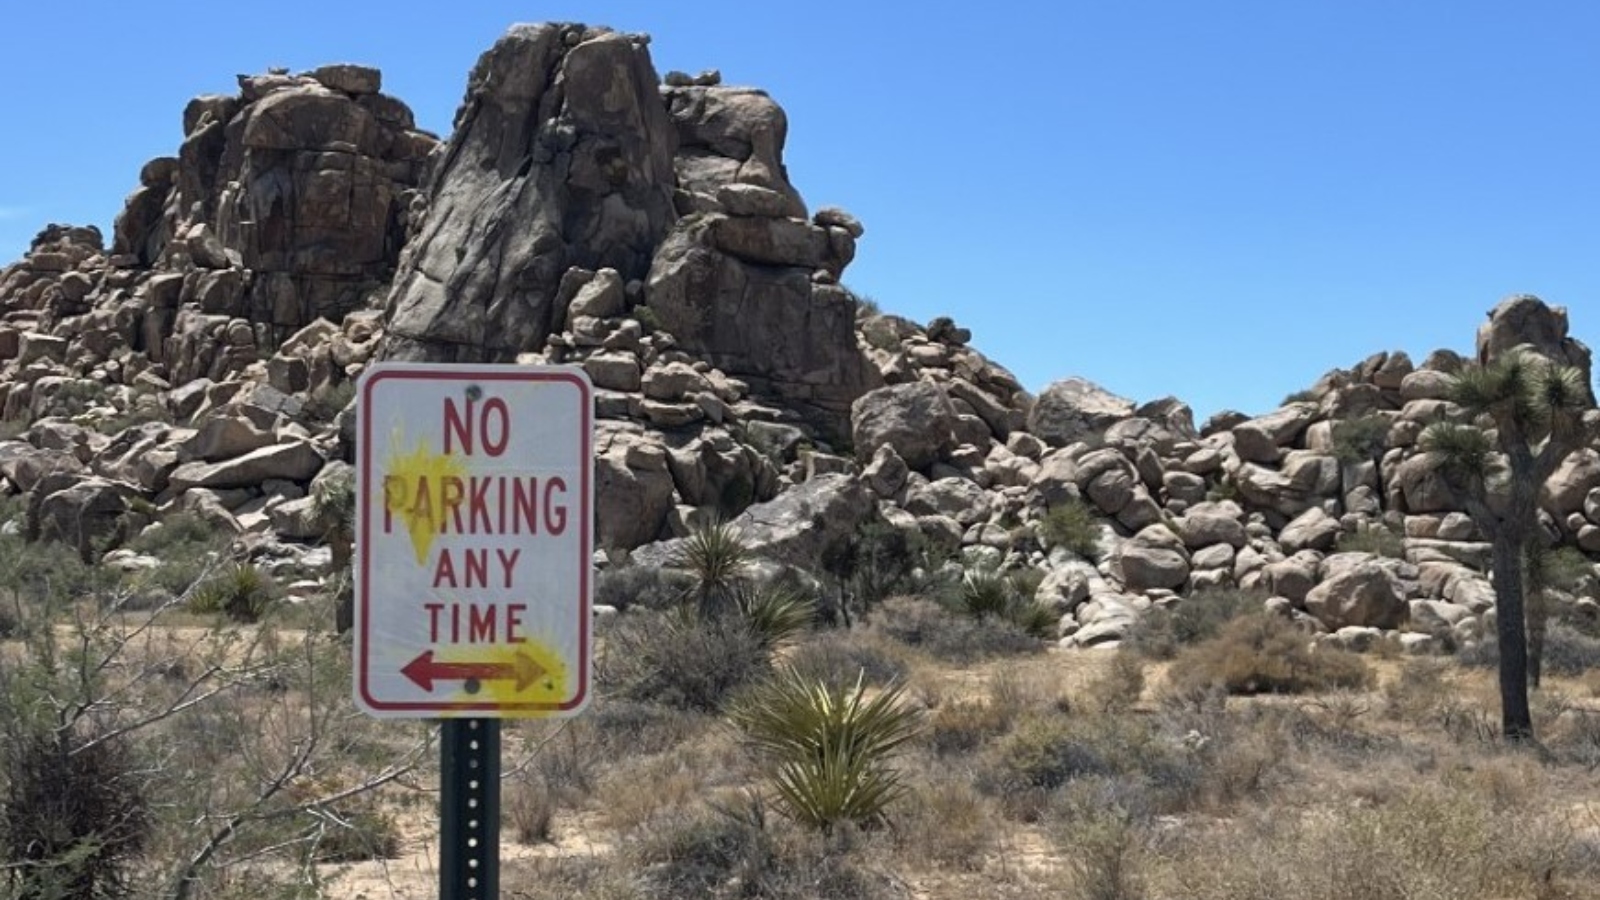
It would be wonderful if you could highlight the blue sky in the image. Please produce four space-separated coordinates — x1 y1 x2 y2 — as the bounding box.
2 2 1597 420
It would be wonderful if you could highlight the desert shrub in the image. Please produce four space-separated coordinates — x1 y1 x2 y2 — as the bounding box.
867 596 1044 663
823 519 954 620
310 801 401 862
502 856 640 900
892 777 996 871
728 667 922 832
1047 779 1150 900
1165 614 1372 696
598 609 771 712
924 699 1016 757
675 518 754 618
1382 658 1453 722
1335 523 1405 559
583 699 710 759
1460 622 1600 676
1330 414 1390 463
595 564 695 612
1150 782 1587 900
957 567 1059 638
783 629 909 691
0 724 150 900
1282 388 1320 404
1125 588 1263 660
631 803 890 900
977 713 1200 823
125 513 229 600
188 563 278 622
0 532 119 609
1083 649 1146 714
1038 498 1102 559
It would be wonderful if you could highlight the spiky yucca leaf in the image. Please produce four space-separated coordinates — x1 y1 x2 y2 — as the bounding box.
728 667 922 830
734 580 814 648
1420 422 1499 484
673 518 752 615
960 569 1012 620
1009 600 1061 639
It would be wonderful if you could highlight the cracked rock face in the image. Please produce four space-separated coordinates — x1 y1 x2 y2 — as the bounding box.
380 22 878 438
112 64 436 345
381 24 678 362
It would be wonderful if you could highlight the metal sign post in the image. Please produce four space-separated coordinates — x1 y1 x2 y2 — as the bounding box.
440 719 500 900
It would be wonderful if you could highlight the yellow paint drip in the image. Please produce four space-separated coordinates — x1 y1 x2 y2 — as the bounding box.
449 639 570 715
383 427 468 566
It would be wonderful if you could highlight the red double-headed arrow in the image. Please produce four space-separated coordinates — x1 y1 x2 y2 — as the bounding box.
401 649 547 693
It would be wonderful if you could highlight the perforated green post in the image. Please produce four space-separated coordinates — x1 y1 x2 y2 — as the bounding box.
440 719 500 900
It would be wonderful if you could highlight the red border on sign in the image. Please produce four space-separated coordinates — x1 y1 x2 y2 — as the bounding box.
356 366 593 716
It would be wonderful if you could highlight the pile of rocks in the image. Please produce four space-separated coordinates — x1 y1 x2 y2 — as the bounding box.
0 22 1594 647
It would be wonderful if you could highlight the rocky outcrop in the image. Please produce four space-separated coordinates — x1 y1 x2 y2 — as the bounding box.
115 64 436 344
383 25 676 362
0 23 1597 657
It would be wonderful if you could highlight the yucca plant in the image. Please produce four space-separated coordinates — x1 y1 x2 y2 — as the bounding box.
960 569 1012 620
727 667 922 832
674 518 753 618
734 580 814 649
959 567 1057 638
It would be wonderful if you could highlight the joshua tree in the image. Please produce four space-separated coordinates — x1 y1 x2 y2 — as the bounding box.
1421 345 1595 740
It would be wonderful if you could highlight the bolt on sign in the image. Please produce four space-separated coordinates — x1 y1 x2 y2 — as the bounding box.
354 363 593 719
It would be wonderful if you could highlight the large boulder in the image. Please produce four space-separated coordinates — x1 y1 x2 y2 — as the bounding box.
384 25 677 362
850 382 957 471
1476 295 1594 402
632 473 873 572
1027 377 1134 447
1303 557 1407 629
1544 448 1600 517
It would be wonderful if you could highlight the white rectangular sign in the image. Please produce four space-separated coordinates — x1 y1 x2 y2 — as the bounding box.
354 363 593 718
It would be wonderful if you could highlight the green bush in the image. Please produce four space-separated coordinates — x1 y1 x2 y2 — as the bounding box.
594 564 695 612
631 803 890 900
1037 499 1102 560
867 596 1045 663
1166 614 1373 696
1335 523 1405 559
727 667 922 832
784 630 909 692
1331 414 1391 463
958 568 1058 638
1461 623 1600 677
598 609 771 712
188 563 278 623
1126 588 1263 660
0 724 150 900
977 714 1200 822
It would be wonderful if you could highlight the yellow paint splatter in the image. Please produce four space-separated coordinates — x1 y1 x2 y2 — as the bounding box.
383 427 468 566
448 639 571 716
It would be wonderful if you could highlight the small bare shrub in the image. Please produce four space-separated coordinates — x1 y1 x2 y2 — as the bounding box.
1084 649 1146 713
594 564 694 612
893 777 996 871
783 629 910 691
1126 588 1262 660
1165 614 1372 696
1335 523 1406 559
867 596 1044 663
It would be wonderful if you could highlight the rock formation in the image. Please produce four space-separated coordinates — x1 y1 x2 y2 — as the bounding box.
0 21 1596 655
